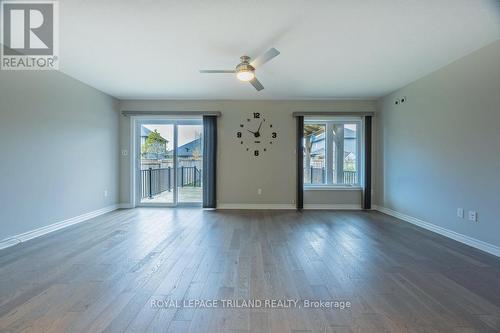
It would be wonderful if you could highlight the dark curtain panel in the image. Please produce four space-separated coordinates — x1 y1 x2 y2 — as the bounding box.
203 116 217 208
363 116 372 209
297 116 304 210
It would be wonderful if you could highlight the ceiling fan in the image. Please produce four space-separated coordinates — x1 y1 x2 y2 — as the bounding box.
199 48 280 91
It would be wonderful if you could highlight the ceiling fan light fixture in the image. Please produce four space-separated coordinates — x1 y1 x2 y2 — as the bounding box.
236 70 255 82
199 48 280 91
236 57 255 82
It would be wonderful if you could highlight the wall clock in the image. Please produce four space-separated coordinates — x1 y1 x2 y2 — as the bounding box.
236 112 278 157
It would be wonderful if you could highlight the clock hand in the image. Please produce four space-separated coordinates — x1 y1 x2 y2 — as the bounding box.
257 121 263 133
248 121 263 138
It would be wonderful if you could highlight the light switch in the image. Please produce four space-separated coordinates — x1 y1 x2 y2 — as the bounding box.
468 211 477 222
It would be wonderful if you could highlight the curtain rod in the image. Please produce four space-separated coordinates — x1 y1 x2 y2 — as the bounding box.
121 111 221 117
292 111 375 117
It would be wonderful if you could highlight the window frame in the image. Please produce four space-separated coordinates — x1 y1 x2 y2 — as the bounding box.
304 117 363 190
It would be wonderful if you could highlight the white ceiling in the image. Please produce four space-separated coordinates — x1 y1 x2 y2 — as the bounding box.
59 0 500 100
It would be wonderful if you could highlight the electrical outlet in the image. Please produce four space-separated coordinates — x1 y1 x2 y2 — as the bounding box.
468 211 477 222
291 199 295 204
257 188 262 195
104 189 108 198
457 208 464 218
121 149 128 156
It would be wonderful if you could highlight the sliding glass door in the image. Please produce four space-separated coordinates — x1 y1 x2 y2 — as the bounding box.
177 124 203 204
136 119 203 206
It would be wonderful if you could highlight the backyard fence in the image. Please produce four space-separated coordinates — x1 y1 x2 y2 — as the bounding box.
342 170 357 184
307 167 357 185
141 166 202 199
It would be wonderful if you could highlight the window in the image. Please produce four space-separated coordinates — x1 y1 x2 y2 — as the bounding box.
303 123 326 184
304 118 362 187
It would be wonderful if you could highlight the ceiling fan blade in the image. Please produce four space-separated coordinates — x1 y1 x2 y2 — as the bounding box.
250 48 280 68
199 70 235 73
249 77 264 91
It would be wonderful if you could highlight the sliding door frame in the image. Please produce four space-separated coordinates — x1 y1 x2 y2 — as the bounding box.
130 116 203 208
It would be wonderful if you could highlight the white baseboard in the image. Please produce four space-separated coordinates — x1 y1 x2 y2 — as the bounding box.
0 238 21 250
216 203 363 210
373 205 500 258
217 203 296 210
118 203 134 209
303 204 362 210
0 204 119 251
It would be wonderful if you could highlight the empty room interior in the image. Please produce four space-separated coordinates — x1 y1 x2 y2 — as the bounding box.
1 1 500 332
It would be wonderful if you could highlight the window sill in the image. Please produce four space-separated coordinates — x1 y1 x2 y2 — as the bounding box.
304 186 362 191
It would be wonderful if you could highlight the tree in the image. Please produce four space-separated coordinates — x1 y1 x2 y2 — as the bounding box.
141 129 168 159
192 146 202 161
303 124 324 183
192 130 202 160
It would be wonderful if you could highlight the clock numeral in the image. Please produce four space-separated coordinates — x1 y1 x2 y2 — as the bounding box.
254 150 259 156
272 132 277 138
237 131 242 138
253 112 260 119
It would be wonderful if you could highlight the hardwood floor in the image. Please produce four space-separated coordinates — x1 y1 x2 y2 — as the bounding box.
1 208 500 332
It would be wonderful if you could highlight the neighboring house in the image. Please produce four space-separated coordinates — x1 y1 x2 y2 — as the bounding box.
309 127 357 167
141 126 152 145
173 138 203 169
176 137 202 158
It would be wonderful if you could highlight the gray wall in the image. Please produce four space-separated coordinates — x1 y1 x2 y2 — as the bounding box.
376 40 500 247
119 100 377 207
0 70 120 241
